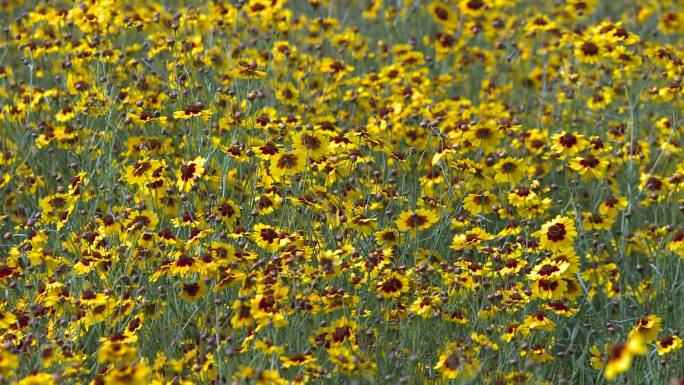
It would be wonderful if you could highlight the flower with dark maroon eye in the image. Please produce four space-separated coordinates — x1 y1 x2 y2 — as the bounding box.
533 216 577 252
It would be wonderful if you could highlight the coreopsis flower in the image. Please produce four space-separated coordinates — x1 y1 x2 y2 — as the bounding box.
604 335 646 381
528 259 570 280
463 191 498 215
313 318 358 347
15 372 56 385
349 214 377 235
599 195 628 218
493 157 527 183
531 278 568 299
629 315 661 342
293 130 329 161
128 111 167 125
173 102 211 120
327 345 377 376
409 294 441 318
215 198 240 226
375 227 400 246
668 230 684 258
466 120 503 150
523 312 556 332
231 299 254 329
551 131 587 157
570 153 609 177
427 2 457 27
317 57 354 80
574 36 605 64
450 227 494 249
268 150 306 182
396 208 439 233
545 300 579 316
434 341 480 380
98 333 138 363
0 350 17 376
508 183 541 207
124 209 159 232
501 322 530 343
525 14 557 34
252 223 287 252
229 61 266 79
657 334 682 356
639 173 671 205
361 0 381 20
318 250 343 279
533 216 577 252
121 158 166 186
103 362 151 385
281 352 317 368
176 156 206 192
39 192 75 229
582 211 614 231
458 0 489 16
377 270 410 298
524 344 554 363
180 280 207 302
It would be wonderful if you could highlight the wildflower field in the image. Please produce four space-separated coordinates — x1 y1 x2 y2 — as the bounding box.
1 0 684 384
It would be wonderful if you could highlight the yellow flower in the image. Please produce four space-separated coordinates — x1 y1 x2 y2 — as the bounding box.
604 335 646 381
574 37 604 64
121 158 166 187
582 211 614 231
589 344 607 370
179 280 207 302
103 362 150 385
98 333 138 364
533 216 577 252
215 198 240 226
434 341 480 380
16 372 56 385
551 131 587 157
0 311 16 329
599 195 628 218
629 315 661 342
293 130 329 161
427 2 457 27
377 271 410 298
268 150 306 182
458 0 489 15
656 334 682 356
466 120 503 150
0 350 18 376
493 157 527 184
450 227 494 250
528 258 570 281
375 227 400 246
570 153 609 178
523 312 556 332
173 102 211 120
280 353 317 368
463 191 498 215
176 156 206 192
531 278 568 300
39 192 75 229
396 208 439 234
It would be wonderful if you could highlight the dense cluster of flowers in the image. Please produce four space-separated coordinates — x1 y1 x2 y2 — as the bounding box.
0 0 683 384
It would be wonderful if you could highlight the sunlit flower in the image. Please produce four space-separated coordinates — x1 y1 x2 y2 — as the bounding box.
657 334 682 356
176 156 206 192
377 271 410 298
396 208 439 234
533 216 577 252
